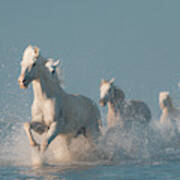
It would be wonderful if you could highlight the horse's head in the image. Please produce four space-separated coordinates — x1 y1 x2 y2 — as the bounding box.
18 45 40 89
159 91 172 110
99 78 114 106
99 78 125 107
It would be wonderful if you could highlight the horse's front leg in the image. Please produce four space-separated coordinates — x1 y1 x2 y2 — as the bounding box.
41 121 58 153
23 122 40 150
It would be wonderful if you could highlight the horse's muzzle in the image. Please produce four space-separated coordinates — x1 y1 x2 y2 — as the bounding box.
99 99 106 107
18 76 28 89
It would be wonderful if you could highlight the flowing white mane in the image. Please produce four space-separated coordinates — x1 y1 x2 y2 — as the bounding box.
46 58 64 87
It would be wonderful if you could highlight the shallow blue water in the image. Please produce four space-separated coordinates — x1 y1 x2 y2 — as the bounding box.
1 161 180 180
1 118 180 180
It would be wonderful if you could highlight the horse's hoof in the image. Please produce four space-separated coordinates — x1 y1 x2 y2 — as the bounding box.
41 141 48 153
30 141 36 147
30 141 40 151
35 144 41 152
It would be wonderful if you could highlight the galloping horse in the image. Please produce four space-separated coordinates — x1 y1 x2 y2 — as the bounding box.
18 45 101 153
159 91 180 125
99 78 151 129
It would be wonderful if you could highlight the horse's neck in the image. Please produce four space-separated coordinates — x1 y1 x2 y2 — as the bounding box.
162 100 176 112
163 104 177 115
32 65 65 101
107 99 125 116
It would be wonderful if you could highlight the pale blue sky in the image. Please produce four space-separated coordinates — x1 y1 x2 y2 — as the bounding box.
0 0 180 118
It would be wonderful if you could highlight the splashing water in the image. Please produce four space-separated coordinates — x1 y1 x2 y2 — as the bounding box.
1 113 180 168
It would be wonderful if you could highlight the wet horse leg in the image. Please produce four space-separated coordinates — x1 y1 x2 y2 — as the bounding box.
41 121 58 153
23 122 40 150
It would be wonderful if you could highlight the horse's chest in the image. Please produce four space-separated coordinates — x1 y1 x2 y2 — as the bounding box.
40 101 56 125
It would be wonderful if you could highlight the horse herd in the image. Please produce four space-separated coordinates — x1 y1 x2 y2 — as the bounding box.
18 45 180 153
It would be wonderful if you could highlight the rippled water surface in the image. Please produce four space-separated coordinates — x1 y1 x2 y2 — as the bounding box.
1 161 180 180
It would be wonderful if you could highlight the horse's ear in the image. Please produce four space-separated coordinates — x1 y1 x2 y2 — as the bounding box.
101 79 105 85
53 60 60 67
28 45 33 48
34 46 40 58
110 78 115 84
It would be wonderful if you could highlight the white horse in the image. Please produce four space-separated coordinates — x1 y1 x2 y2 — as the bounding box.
159 91 180 125
18 45 101 153
99 78 151 128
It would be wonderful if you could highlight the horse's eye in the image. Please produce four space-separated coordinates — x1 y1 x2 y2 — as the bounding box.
32 63 36 67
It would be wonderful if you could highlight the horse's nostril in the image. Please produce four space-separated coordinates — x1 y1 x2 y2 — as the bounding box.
99 100 104 105
23 79 26 83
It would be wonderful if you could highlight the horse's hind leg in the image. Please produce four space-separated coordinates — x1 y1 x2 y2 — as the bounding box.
23 122 40 150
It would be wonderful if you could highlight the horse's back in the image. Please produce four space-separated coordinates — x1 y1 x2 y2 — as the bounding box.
125 100 151 123
165 107 180 122
76 94 101 128
64 94 101 133
68 94 98 113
